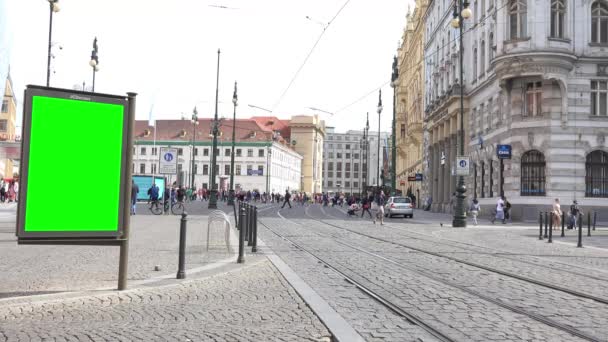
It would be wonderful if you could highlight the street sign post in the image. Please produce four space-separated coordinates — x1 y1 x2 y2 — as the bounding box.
16 85 136 290
497 144 512 159
456 156 470 176
159 147 178 174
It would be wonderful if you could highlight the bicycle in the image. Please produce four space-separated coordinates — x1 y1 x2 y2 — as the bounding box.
171 200 185 215
149 198 163 215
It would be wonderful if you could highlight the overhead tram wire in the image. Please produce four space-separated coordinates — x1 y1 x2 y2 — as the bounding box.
271 0 353 111
331 0 512 116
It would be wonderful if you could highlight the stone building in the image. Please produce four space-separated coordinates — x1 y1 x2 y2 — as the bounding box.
468 0 608 220
395 0 428 203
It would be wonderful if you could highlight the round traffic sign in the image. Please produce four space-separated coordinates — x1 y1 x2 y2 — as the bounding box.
163 153 174 162
459 159 467 168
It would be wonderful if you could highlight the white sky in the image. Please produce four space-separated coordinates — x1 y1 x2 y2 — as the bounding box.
7 0 413 133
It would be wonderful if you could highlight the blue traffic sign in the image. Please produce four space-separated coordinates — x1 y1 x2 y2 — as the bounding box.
163 153 174 162
497 145 512 159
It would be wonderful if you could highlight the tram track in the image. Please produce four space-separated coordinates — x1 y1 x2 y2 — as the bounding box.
264 206 608 342
305 206 608 306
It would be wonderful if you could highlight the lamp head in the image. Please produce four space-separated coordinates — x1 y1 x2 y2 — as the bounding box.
50 0 60 12
461 7 472 19
451 17 460 28
89 59 97 67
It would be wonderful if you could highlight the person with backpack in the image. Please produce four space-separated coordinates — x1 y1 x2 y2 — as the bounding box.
281 189 292 209
568 200 581 229
148 183 160 211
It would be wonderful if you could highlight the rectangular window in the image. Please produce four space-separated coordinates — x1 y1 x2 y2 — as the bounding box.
258 165 264 175
346 163 351 171
328 181 333 187
225 148 231 157
203 148 209 156
151 164 157 174
215 148 219 156
140 147 146 155
354 182 359 188
225 164 230 175
550 0 565 38
337 144 342 149
524 82 542 117
259 149 265 157
178 148 183 156
354 172 359 179
236 164 242 175
329 152 334 158
346 153 350 159
345 144 350 150
236 149 242 157
178 164 183 174
1 100 8 113
328 162 333 170
346 172 351 178
140 163 146 174
203 165 209 175
151 147 158 155
0 119 7 132
247 165 252 174
247 149 254 157
591 80 608 116
194 164 198 175
203 183 208 189
328 171 333 178
337 162 342 171
337 171 342 178
354 153 359 159
345 181 350 188
215 165 219 175
337 153 342 158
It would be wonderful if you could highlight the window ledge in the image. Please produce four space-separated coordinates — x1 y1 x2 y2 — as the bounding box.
589 115 608 119
589 43 608 47
505 37 531 44
548 37 571 43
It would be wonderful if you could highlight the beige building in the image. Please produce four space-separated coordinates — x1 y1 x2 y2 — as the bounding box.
289 115 325 194
395 0 428 204
0 74 17 179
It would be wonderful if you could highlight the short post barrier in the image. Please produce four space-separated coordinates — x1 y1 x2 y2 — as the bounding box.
539 212 544 240
545 211 549 239
177 212 188 279
561 211 565 237
548 215 553 243
593 211 597 231
237 206 246 263
234 201 239 230
244 204 250 242
247 204 254 247
588 212 592 237
577 213 583 248
252 206 258 253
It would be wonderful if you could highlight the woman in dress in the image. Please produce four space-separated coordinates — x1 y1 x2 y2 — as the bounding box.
552 198 562 230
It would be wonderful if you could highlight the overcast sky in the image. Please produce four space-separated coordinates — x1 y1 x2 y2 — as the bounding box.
7 0 412 133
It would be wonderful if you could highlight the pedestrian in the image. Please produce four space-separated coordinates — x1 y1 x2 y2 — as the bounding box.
503 196 511 223
281 189 292 209
131 180 139 215
361 196 373 218
569 200 581 229
552 198 562 230
469 198 480 225
491 196 505 224
373 192 386 225
177 185 186 203
148 182 160 210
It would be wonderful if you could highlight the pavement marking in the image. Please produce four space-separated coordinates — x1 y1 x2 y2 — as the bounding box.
261 242 365 342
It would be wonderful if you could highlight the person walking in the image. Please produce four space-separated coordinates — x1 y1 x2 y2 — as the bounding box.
552 198 562 230
131 180 139 215
470 199 481 225
148 183 160 211
281 189 292 209
491 196 505 224
373 192 386 225
503 196 511 223
569 200 581 229
361 196 373 219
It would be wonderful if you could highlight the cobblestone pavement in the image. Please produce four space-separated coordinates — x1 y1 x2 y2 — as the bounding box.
0 260 332 342
258 204 608 341
0 203 237 298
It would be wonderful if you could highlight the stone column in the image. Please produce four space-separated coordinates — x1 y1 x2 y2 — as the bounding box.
451 134 458 201
438 140 445 209
432 143 439 210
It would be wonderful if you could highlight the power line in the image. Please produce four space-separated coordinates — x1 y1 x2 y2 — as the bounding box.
271 0 353 111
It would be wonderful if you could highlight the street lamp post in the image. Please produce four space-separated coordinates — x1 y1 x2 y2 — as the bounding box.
390 56 399 194
451 0 472 227
46 0 60 87
228 82 238 206
266 146 272 195
190 107 199 190
377 90 383 188
208 49 221 209
363 112 370 194
89 37 99 92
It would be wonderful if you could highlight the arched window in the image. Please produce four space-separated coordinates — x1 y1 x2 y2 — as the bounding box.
592 1 608 44
586 150 608 197
510 0 527 39
551 0 566 38
489 32 495 61
473 47 478 80
480 40 486 74
521 150 546 196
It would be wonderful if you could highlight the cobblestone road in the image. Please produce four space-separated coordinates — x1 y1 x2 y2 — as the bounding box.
0 260 331 342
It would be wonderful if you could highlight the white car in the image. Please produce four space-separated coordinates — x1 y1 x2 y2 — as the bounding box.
384 196 414 218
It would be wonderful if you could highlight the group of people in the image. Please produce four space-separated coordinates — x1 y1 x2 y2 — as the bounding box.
549 198 583 229
0 180 18 203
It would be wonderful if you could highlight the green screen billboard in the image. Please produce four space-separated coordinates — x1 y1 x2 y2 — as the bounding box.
17 87 131 239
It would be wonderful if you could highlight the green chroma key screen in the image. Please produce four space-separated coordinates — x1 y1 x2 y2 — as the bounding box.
24 95 125 233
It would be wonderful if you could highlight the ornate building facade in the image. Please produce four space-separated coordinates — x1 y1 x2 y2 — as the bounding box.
467 0 608 220
396 0 428 204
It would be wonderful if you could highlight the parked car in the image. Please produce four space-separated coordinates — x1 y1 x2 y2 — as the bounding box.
384 196 414 218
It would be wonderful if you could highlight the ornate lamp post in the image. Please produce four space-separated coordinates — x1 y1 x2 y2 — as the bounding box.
228 81 238 206
46 0 60 87
208 49 221 209
451 0 472 227
363 112 370 194
190 107 199 190
89 37 100 92
377 90 383 188
390 56 399 194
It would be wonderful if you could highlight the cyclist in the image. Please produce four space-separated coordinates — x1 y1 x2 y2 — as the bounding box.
177 185 186 203
148 183 160 211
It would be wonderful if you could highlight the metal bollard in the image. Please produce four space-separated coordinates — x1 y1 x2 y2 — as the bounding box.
247 205 254 246
234 201 240 230
577 213 583 248
593 211 597 231
548 215 553 243
177 212 188 279
545 211 549 239
588 212 592 237
243 204 249 241
237 206 246 263
539 212 544 240
561 211 565 237
252 206 258 253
